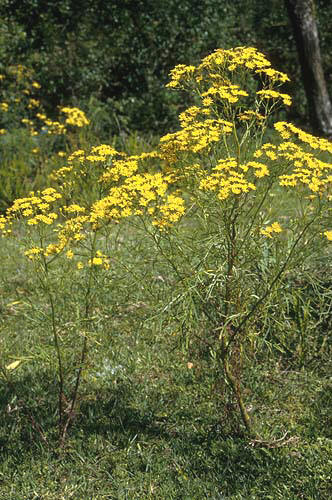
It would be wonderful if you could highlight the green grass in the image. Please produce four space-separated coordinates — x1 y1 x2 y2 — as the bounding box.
1 218 331 499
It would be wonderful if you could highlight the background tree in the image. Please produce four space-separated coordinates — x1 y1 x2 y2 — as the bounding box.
285 0 332 138
1 0 332 135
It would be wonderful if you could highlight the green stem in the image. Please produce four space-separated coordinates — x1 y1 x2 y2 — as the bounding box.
40 257 65 436
59 230 97 447
225 213 320 357
223 355 253 436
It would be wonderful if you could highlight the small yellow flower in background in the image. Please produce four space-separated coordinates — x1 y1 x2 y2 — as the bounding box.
89 257 103 266
324 230 332 241
21 118 33 126
32 148 39 154
260 222 282 238
270 222 282 233
0 215 7 231
57 151 66 157
32 81 41 89
77 262 84 270
28 98 40 108
60 107 90 127
0 129 6 135
27 218 38 225
68 149 85 162
0 102 9 112
238 110 265 122
88 250 110 269
66 249 74 259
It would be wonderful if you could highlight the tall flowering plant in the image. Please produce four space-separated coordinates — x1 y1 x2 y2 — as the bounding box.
1 47 331 441
155 47 332 435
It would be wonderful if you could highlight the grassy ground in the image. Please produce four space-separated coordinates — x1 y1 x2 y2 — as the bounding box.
0 216 331 500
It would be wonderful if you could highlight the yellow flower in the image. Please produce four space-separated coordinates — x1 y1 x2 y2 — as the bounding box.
28 98 40 108
260 222 282 238
24 247 43 260
89 257 103 266
324 230 332 241
270 222 282 233
63 204 86 213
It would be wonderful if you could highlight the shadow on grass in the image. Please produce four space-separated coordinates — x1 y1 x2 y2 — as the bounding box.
1 367 331 498
310 379 332 439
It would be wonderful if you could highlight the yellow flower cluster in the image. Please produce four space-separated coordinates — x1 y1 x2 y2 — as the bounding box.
196 46 289 84
0 215 11 235
153 194 186 228
3 46 332 273
89 171 171 225
25 247 44 260
238 110 265 122
166 64 196 88
160 118 233 159
163 46 292 178
256 89 292 107
202 84 248 104
1 64 89 140
252 122 332 194
275 122 332 153
28 98 40 109
6 188 61 226
199 158 257 200
60 107 90 127
51 144 132 190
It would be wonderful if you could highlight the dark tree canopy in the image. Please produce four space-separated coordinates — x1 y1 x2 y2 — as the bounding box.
1 0 332 134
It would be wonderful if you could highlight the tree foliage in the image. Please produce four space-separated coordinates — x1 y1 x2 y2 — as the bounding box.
1 0 332 134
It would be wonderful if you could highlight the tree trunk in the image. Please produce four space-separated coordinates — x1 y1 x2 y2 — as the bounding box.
285 0 332 138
